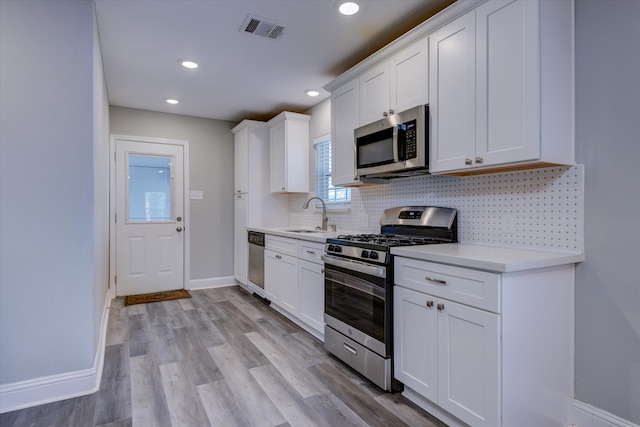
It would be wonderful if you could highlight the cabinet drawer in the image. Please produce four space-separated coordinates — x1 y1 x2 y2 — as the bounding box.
298 240 325 264
265 235 298 257
394 257 500 313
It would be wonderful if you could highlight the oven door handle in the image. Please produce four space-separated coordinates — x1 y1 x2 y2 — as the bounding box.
322 255 386 278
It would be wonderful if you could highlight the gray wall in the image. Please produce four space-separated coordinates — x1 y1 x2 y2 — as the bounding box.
0 0 110 387
575 0 640 423
109 107 236 281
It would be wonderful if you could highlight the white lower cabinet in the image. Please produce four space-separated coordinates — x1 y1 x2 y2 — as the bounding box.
394 256 575 427
298 260 324 334
264 235 325 339
264 248 298 315
394 286 499 427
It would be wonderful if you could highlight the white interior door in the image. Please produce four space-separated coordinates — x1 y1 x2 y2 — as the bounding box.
115 138 185 296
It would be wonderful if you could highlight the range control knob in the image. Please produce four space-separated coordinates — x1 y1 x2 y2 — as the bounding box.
327 244 336 252
361 250 370 258
369 251 379 260
334 245 342 253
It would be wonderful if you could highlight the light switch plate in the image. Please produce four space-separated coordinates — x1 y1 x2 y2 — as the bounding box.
190 190 204 200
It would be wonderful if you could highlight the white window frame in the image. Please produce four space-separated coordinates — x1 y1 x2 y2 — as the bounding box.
314 134 351 210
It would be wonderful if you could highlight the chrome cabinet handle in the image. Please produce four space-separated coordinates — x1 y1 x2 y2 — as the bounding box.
388 109 394 115
383 111 388 117
437 303 445 311
426 300 434 308
475 156 483 164
306 250 316 255
176 227 183 232
465 159 472 165
426 277 447 285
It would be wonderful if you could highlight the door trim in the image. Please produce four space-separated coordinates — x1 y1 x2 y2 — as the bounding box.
109 134 190 293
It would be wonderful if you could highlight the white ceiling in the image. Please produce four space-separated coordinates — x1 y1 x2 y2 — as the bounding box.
95 0 454 123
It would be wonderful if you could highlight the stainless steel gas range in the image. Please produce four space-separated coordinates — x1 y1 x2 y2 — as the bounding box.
322 206 458 392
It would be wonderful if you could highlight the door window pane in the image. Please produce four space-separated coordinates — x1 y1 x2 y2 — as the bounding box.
127 154 173 222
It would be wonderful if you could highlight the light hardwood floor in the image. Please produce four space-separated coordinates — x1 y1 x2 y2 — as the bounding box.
0 286 447 427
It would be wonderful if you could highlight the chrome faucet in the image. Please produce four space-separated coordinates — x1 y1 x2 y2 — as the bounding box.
303 196 328 231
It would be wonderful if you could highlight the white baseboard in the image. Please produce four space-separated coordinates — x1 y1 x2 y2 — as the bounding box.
0 287 113 414
573 400 639 427
189 276 236 290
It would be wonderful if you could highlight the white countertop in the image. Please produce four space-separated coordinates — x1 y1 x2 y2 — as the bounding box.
391 243 584 273
247 226 343 243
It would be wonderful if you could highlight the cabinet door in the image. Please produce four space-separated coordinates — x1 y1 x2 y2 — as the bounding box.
475 0 539 167
359 62 390 125
437 299 500 427
234 128 249 194
233 194 248 286
298 259 324 334
390 37 429 113
264 249 282 304
278 253 299 315
331 79 362 186
394 286 438 402
270 120 287 193
429 11 476 173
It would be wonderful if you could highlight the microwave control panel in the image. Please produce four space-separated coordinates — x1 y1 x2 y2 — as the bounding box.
400 120 417 160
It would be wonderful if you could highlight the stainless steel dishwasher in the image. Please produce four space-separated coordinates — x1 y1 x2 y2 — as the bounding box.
247 231 265 293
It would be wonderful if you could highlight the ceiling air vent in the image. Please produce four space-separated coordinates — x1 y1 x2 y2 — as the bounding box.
240 14 287 40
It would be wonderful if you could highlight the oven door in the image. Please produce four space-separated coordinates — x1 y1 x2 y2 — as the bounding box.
322 254 389 357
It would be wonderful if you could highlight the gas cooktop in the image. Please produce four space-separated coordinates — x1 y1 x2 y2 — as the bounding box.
325 206 458 264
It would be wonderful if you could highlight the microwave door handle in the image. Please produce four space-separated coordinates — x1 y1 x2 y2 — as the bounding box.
392 125 399 162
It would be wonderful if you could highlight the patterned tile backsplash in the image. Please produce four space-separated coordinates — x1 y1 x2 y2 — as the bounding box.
290 165 584 252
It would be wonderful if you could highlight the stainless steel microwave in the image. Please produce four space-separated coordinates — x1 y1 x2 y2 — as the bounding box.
355 105 428 179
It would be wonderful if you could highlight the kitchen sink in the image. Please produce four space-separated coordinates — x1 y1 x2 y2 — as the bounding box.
286 229 324 233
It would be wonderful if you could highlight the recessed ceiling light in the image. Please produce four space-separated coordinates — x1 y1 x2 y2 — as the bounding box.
305 90 320 97
180 60 198 69
338 1 359 15
166 99 179 105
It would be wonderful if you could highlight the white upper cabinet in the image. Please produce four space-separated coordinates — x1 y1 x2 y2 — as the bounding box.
360 38 429 126
234 127 249 194
430 0 574 175
428 12 477 173
331 78 362 187
359 62 390 126
389 37 429 114
268 111 310 193
475 0 540 167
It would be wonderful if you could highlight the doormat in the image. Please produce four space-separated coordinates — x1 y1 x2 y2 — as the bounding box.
124 289 191 306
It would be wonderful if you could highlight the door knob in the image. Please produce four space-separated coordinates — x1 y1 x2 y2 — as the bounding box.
176 227 183 232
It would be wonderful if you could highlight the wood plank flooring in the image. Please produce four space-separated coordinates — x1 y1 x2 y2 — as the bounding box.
0 286 447 427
